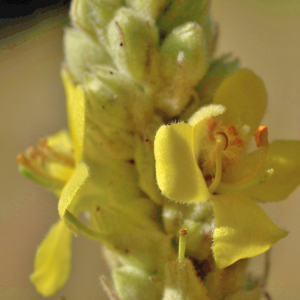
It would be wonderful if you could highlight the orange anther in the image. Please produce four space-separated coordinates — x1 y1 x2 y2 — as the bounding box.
16 152 26 164
254 126 269 148
207 119 217 141
226 125 238 136
214 131 228 150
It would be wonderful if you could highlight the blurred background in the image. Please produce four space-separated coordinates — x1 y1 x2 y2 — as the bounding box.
0 0 299 299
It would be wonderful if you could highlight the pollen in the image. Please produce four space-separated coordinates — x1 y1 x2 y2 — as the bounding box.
254 126 269 148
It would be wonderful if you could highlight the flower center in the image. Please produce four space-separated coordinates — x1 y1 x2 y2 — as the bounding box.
16 138 75 190
199 118 246 179
206 124 273 193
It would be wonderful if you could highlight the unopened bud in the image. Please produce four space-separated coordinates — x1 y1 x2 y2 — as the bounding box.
107 8 159 83
160 22 208 87
64 28 113 83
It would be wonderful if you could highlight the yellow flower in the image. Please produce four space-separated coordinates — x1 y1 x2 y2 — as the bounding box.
17 69 89 296
154 69 300 269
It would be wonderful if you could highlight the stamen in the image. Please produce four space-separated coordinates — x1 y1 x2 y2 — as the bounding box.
217 168 274 193
235 126 269 184
38 139 75 167
208 132 228 194
178 228 187 262
255 126 269 148
16 151 66 190
218 126 270 191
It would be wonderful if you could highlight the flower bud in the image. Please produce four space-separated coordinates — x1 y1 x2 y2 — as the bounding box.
126 0 167 19
64 28 113 83
157 0 211 37
160 22 208 87
107 8 159 83
71 0 122 35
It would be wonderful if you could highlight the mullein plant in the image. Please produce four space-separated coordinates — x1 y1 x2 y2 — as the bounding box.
16 0 300 299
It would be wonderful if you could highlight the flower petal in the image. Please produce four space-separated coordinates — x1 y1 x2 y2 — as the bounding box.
30 220 72 297
45 130 74 182
58 162 89 231
61 68 85 163
245 140 300 202
211 193 288 269
223 140 300 202
214 69 267 135
154 123 210 202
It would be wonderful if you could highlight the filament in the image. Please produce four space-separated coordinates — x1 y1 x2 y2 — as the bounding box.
208 132 228 194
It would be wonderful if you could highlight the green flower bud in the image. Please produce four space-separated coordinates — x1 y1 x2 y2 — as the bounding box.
125 0 167 19
64 28 113 83
157 0 211 38
112 266 163 300
107 8 159 83
71 0 122 36
161 22 208 86
155 22 208 116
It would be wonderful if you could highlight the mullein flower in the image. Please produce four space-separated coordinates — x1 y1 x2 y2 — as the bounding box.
154 68 300 269
17 70 89 296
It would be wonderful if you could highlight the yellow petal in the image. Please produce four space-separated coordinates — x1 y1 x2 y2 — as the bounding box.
61 68 85 163
30 220 72 297
211 193 288 269
214 69 267 135
154 123 210 202
46 130 73 155
58 163 89 231
223 140 300 202
246 140 300 202
45 130 75 182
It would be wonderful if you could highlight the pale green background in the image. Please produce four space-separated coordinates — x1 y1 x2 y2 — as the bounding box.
0 1 299 299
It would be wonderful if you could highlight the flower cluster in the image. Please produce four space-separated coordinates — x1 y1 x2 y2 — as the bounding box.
17 0 300 299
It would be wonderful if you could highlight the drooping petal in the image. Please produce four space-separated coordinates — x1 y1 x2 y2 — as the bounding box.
214 69 267 135
154 123 210 203
58 162 89 231
245 140 300 202
61 68 85 163
30 220 72 297
211 193 288 269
